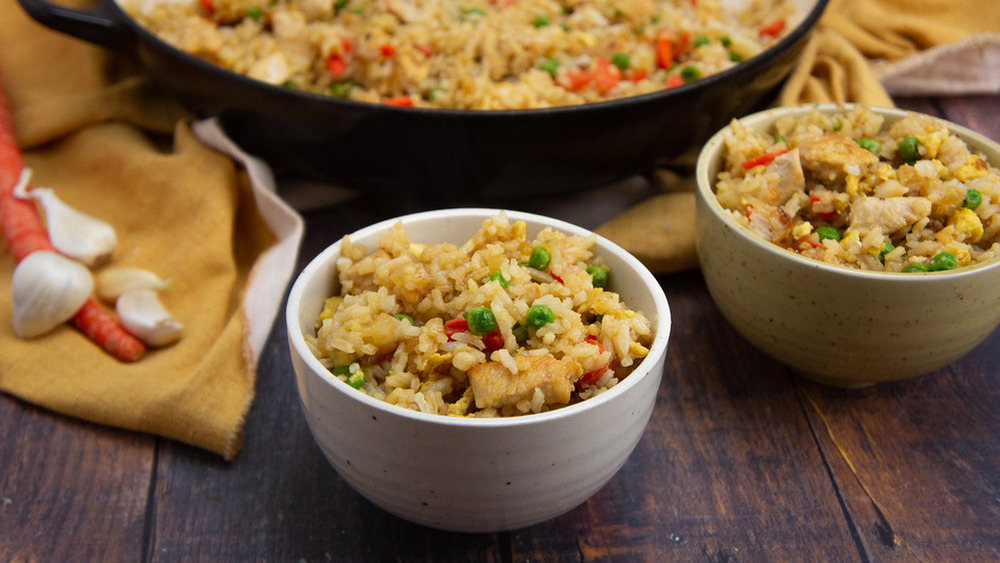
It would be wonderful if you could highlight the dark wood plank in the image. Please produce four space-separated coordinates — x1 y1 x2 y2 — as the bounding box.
0 397 154 561
796 340 1000 560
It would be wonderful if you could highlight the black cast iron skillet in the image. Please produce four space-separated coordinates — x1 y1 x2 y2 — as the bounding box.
17 0 827 201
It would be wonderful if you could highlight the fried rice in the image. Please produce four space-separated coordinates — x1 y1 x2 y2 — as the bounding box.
304 212 653 417
123 0 795 109
714 104 1000 272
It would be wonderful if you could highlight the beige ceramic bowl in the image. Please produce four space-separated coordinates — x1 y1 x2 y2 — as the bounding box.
286 208 671 532
695 103 1000 388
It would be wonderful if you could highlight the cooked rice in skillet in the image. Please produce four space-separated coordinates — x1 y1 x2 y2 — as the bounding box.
124 0 795 109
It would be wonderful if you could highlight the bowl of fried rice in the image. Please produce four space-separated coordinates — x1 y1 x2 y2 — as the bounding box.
695 103 1000 387
18 0 827 198
286 208 671 532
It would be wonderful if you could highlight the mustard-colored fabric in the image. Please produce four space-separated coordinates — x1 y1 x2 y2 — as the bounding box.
0 0 272 460
778 0 1000 105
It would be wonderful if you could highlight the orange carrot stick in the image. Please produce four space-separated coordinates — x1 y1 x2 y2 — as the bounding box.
0 77 146 362
72 300 146 362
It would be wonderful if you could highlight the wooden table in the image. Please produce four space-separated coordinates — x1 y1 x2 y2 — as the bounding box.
3 95 999 562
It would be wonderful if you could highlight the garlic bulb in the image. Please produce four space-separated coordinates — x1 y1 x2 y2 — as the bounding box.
15 183 117 266
96 267 170 302
116 288 183 347
11 250 94 338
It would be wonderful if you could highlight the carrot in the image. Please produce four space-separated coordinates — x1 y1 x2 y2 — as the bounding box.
0 79 146 362
72 300 146 362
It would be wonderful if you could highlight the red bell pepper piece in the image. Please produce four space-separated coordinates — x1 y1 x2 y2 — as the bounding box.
741 148 790 170
576 336 609 387
482 331 504 352
759 19 786 39
382 96 414 107
444 317 468 338
664 74 684 89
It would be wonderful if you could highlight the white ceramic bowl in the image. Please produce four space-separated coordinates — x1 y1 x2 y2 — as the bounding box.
695 103 1000 388
286 208 671 532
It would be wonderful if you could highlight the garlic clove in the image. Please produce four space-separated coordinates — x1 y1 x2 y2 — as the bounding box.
116 288 183 347
96 267 170 302
17 186 117 266
11 250 94 339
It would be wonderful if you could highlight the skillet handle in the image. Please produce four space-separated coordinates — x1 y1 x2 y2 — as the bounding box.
16 0 137 54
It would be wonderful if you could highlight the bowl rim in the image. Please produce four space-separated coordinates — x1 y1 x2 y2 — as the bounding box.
286 207 672 428
695 102 1000 281
117 0 828 117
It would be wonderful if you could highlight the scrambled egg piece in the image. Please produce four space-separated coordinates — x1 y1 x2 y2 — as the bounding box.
792 221 813 240
956 155 991 181
951 207 984 243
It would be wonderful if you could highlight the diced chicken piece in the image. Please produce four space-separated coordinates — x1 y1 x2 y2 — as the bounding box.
799 134 879 183
271 8 307 40
385 0 418 22
848 196 933 235
298 0 334 20
745 203 793 244
246 52 292 85
467 355 583 410
769 148 806 204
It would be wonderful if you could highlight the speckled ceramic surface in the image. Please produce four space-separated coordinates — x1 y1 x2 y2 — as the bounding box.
695 104 1000 388
286 209 671 532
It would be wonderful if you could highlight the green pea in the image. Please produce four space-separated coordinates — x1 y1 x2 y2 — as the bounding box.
532 13 549 27
879 240 894 264
463 306 497 335
328 82 352 98
488 271 509 289
721 36 732 47
346 369 366 389
426 87 447 101
857 138 881 155
246 4 261 19
528 245 551 270
902 262 930 273
512 323 528 343
539 58 560 78
816 226 841 242
586 265 609 288
394 314 414 324
611 53 631 71
729 52 743 63
964 188 983 210
526 304 555 329
693 35 710 48
928 251 958 271
334 0 347 13
898 136 921 165
680 65 701 82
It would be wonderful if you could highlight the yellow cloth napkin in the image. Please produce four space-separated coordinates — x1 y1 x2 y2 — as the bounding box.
0 0 303 460
600 0 1000 273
